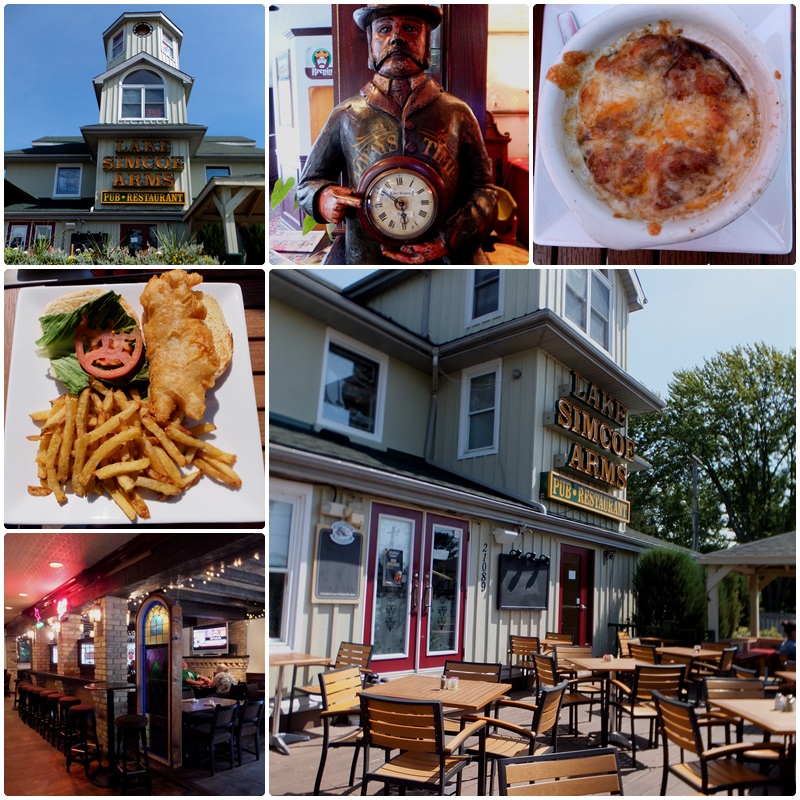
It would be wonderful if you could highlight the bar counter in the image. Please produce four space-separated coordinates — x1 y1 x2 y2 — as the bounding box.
26 670 98 706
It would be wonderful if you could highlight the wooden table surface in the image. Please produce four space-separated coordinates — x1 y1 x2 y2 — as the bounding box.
360 674 512 712
532 5 796 265
658 646 721 660
3 268 265 528
711 697 797 736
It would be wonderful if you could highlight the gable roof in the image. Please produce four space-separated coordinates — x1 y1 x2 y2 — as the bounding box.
697 531 796 567
92 52 194 107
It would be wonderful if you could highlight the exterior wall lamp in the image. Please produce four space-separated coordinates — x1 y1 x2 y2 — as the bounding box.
493 528 518 546
603 549 616 565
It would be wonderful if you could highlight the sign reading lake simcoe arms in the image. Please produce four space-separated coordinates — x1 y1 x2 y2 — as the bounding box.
541 370 635 523
100 139 186 204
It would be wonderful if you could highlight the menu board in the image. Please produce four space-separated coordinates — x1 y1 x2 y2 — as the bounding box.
312 524 364 603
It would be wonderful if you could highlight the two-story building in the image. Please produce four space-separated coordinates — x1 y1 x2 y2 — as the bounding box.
4 10 265 260
269 268 666 694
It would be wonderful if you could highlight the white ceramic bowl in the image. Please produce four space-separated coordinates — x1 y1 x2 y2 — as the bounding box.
538 4 788 250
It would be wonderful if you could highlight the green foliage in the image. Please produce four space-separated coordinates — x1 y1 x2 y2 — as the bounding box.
632 548 706 636
628 343 796 547
196 222 227 262
240 222 266 264
270 177 319 238
718 573 746 639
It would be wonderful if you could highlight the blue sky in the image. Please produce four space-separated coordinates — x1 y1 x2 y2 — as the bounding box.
4 3 265 149
306 268 797 398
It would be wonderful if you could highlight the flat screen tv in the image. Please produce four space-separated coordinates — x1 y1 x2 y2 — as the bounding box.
191 622 229 656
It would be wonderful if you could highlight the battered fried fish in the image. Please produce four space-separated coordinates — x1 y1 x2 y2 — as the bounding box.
140 270 220 423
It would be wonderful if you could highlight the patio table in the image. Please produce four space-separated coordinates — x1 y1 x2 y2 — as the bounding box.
710 697 796 738
360 673 512 794
658 646 721 660
775 670 796 686
567 656 641 748
269 651 329 756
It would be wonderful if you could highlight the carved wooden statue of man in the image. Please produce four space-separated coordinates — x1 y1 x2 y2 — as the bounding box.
297 4 497 265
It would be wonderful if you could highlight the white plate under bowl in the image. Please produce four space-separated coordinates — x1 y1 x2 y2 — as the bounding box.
534 4 793 254
5 282 265 526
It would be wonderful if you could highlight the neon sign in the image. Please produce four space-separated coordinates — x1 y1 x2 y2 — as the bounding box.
56 598 69 619
34 607 41 622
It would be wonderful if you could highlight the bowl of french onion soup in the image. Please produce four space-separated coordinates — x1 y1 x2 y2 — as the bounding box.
538 4 787 249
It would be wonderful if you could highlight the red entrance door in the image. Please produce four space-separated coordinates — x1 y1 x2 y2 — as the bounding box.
559 544 593 646
120 224 157 253
364 503 468 673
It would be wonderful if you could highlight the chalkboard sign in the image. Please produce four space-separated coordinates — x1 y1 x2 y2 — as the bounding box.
312 523 364 604
497 554 550 610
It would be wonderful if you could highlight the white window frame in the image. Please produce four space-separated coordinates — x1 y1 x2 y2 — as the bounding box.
52 164 82 198
563 268 614 353
317 329 388 442
7 224 28 249
111 30 124 60
466 268 504 326
458 358 502 459
34 225 53 245
269 479 312 651
161 31 175 60
119 70 167 120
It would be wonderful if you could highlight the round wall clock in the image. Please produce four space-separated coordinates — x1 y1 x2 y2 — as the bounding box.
356 156 446 245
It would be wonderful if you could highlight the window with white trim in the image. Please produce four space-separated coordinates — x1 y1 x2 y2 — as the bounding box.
162 31 175 60
458 359 502 458
269 480 312 648
111 30 124 59
53 165 82 198
318 331 388 441
34 225 53 246
565 268 612 351
467 268 502 324
121 69 166 119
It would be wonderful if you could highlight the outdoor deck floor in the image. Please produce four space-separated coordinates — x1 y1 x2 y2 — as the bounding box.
269 687 792 796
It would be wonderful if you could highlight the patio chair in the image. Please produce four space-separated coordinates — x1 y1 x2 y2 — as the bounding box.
658 652 698 700
507 635 540 690
533 653 598 736
651 690 784 795
359 694 484 796
497 747 623 795
542 631 573 652
287 641 373 730
464 680 567 795
694 646 737 680
609 663 685 767
615 629 631 657
628 643 659 664
442 660 502 733
313 666 364 795
552 645 602 719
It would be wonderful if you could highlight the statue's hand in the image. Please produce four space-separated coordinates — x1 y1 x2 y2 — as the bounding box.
318 186 362 224
381 238 449 264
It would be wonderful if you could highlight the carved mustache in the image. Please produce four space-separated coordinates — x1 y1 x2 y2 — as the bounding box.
376 47 424 69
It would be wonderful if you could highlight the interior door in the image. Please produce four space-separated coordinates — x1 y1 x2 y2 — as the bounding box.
364 504 468 673
559 544 593 646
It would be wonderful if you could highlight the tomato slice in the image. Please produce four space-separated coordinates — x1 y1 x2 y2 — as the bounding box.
75 318 144 380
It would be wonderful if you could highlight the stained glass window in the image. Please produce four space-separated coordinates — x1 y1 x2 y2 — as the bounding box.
145 603 169 645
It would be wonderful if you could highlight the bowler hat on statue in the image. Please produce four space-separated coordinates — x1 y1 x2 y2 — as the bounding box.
353 4 443 31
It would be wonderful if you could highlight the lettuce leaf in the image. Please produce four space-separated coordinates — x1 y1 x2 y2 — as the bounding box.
37 290 148 395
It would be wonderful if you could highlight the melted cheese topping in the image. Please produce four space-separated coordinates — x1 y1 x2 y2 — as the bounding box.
551 25 760 223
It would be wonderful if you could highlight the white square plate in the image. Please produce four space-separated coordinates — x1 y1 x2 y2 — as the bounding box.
533 4 794 254
5 281 265 525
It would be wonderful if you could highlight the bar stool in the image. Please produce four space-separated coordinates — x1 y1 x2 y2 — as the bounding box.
43 691 66 746
56 696 81 754
66 703 101 776
39 691 61 741
16 683 32 723
114 715 153 795
26 686 48 732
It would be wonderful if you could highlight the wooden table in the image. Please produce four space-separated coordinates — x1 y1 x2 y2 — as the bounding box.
532 5 796 265
568 657 641 748
711 698 796 737
181 696 237 715
361 674 512 794
269 651 329 756
658 646 721 661
3 269 265 529
775 670 796 685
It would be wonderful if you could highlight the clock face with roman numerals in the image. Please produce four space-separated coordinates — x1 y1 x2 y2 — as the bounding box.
356 157 446 245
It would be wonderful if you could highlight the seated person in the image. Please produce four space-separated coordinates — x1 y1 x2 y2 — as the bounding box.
182 660 212 692
779 621 796 661
208 665 237 696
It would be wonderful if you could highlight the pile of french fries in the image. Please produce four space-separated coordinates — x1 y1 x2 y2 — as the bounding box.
28 378 240 521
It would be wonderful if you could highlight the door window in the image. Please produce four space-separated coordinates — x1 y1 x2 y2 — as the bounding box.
426 524 463 655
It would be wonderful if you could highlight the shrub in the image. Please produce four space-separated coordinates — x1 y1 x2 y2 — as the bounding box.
718 572 746 639
633 548 707 638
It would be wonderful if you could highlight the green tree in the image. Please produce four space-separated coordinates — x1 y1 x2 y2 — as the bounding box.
628 343 796 546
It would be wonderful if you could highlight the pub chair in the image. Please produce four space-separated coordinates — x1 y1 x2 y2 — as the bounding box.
42 691 66 745
651 689 784 795
313 667 364 795
359 694 484 796
287 641 373 731
507 635 540 690
609 662 685 767
236 699 264 766
628 642 659 664
114 714 153 795
694 646 737 680
552 645 602 719
25 685 49 733
659 652 698 701
65 703 102 776
541 631 573 654
55 696 81 753
497 747 624 796
464 680 567 795
532 653 598 736
183 701 239 776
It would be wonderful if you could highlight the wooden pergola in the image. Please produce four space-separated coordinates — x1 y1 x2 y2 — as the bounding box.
698 531 796 640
